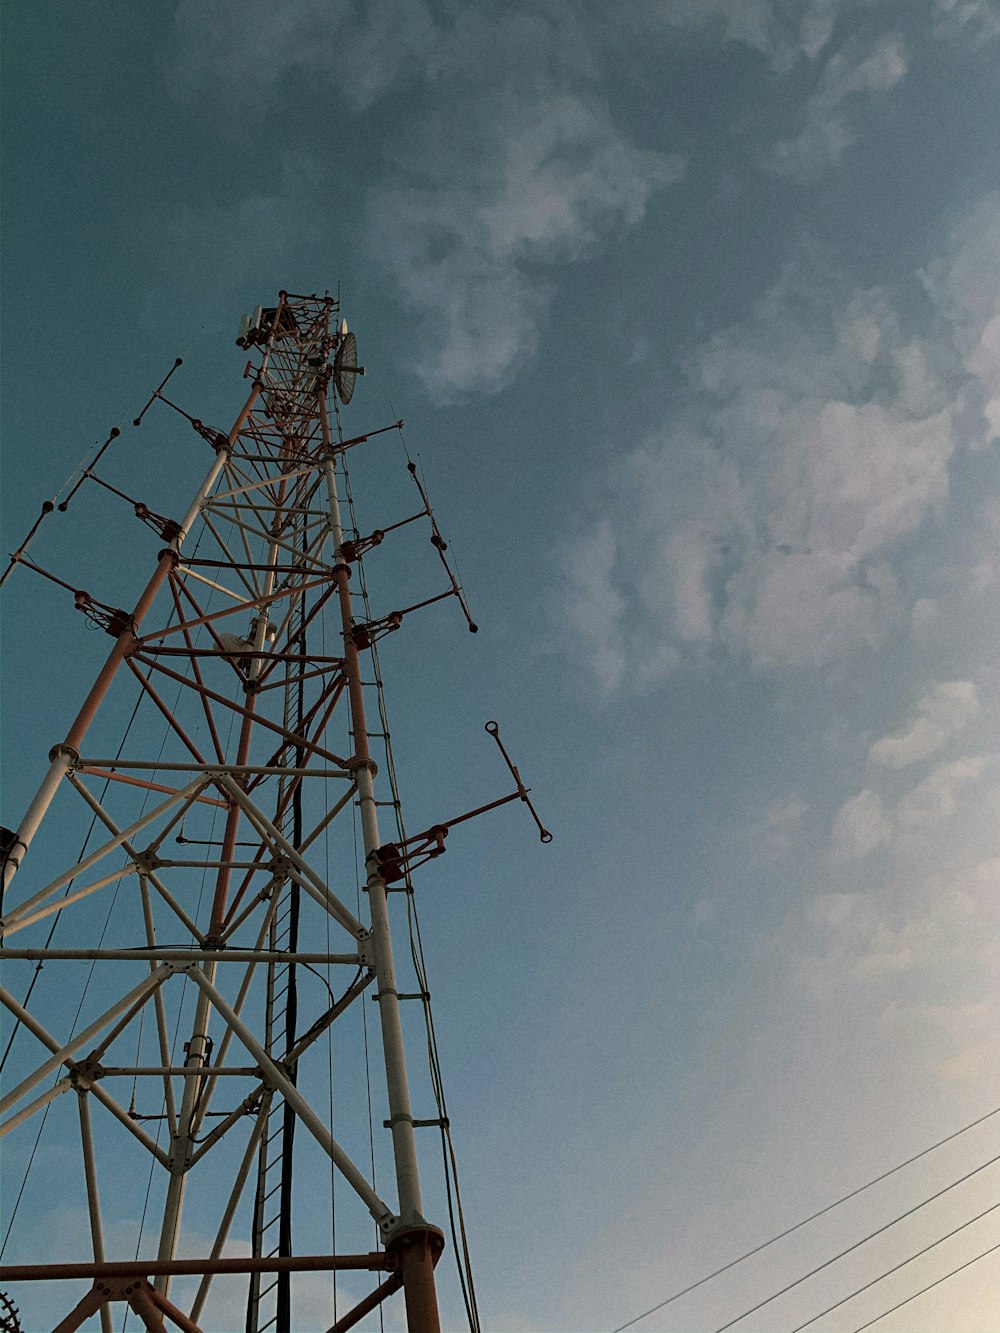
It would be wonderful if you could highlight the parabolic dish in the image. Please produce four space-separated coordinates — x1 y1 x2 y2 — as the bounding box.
334 331 359 404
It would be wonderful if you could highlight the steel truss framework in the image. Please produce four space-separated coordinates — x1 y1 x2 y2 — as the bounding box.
0 293 503 1332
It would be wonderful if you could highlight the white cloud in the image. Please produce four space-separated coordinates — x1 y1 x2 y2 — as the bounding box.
370 95 682 397
966 311 1000 442
832 788 892 859
897 754 989 828
791 852 1000 1082
832 753 991 861
596 297 953 671
869 680 980 767
656 0 843 69
764 796 809 855
165 3 683 399
766 34 908 178
557 191 1000 689
169 0 436 111
921 190 1000 443
559 518 629 694
934 0 1000 44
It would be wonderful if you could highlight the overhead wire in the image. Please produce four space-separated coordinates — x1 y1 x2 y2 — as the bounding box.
610 1099 1000 1332
790 1196 1000 1331
710 1147 1000 1332
851 1236 1000 1332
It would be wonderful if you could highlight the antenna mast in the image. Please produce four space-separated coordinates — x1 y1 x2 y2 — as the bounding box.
0 290 545 1331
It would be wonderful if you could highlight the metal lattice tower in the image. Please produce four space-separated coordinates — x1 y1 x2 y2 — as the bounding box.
0 291 547 1331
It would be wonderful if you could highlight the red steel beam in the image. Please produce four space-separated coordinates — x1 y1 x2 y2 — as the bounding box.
0 1254 392 1281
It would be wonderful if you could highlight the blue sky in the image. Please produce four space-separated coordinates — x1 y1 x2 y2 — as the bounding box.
3 2 1000 1330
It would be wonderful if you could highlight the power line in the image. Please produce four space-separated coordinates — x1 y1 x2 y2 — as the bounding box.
852 1237 1000 1332
712 1149 1000 1331
790 1197 1000 1330
610 1102 1000 1332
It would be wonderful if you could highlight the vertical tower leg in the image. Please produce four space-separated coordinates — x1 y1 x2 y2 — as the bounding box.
389 1227 445 1333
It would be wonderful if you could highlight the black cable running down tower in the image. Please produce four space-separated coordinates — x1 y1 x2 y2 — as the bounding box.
276 617 305 1332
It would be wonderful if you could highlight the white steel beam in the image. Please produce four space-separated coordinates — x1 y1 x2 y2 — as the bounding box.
184 966 395 1231
0 967 171 1115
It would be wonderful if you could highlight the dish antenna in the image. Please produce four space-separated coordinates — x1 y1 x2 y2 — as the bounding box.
334 328 364 404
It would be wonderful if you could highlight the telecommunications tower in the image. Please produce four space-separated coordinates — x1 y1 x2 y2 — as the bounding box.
0 291 549 1332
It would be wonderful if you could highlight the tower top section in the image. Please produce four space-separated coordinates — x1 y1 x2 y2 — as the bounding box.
235 292 366 406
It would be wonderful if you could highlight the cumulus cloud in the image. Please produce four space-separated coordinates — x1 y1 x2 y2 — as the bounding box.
934 0 1000 45
763 796 809 856
165 2 682 399
869 680 979 768
557 191 1000 689
370 94 681 397
655 0 842 69
766 34 908 178
897 753 989 828
169 0 436 110
571 285 955 675
560 519 628 694
922 191 1000 443
832 788 892 860
832 753 990 860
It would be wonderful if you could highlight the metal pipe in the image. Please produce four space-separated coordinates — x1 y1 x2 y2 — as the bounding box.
0 1076 74 1137
0 948 360 963
77 1091 113 1333
87 1081 172 1167
0 987 169 1163
326 1274 404 1333
154 968 214 1295
1 779 205 929
188 1089 266 1166
190 1105 269 1321
51 1285 107 1333
126 1281 169 1333
147 1284 204 1333
184 966 394 1228
0 967 170 1115
218 775 366 939
77 760 351 776
1 376 254 899
1 747 73 899
140 875 178 1136
66 776 207 943
2 865 139 936
191 895 279 1132
321 400 441 1331
96 1066 258 1077
1 1254 391 1280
